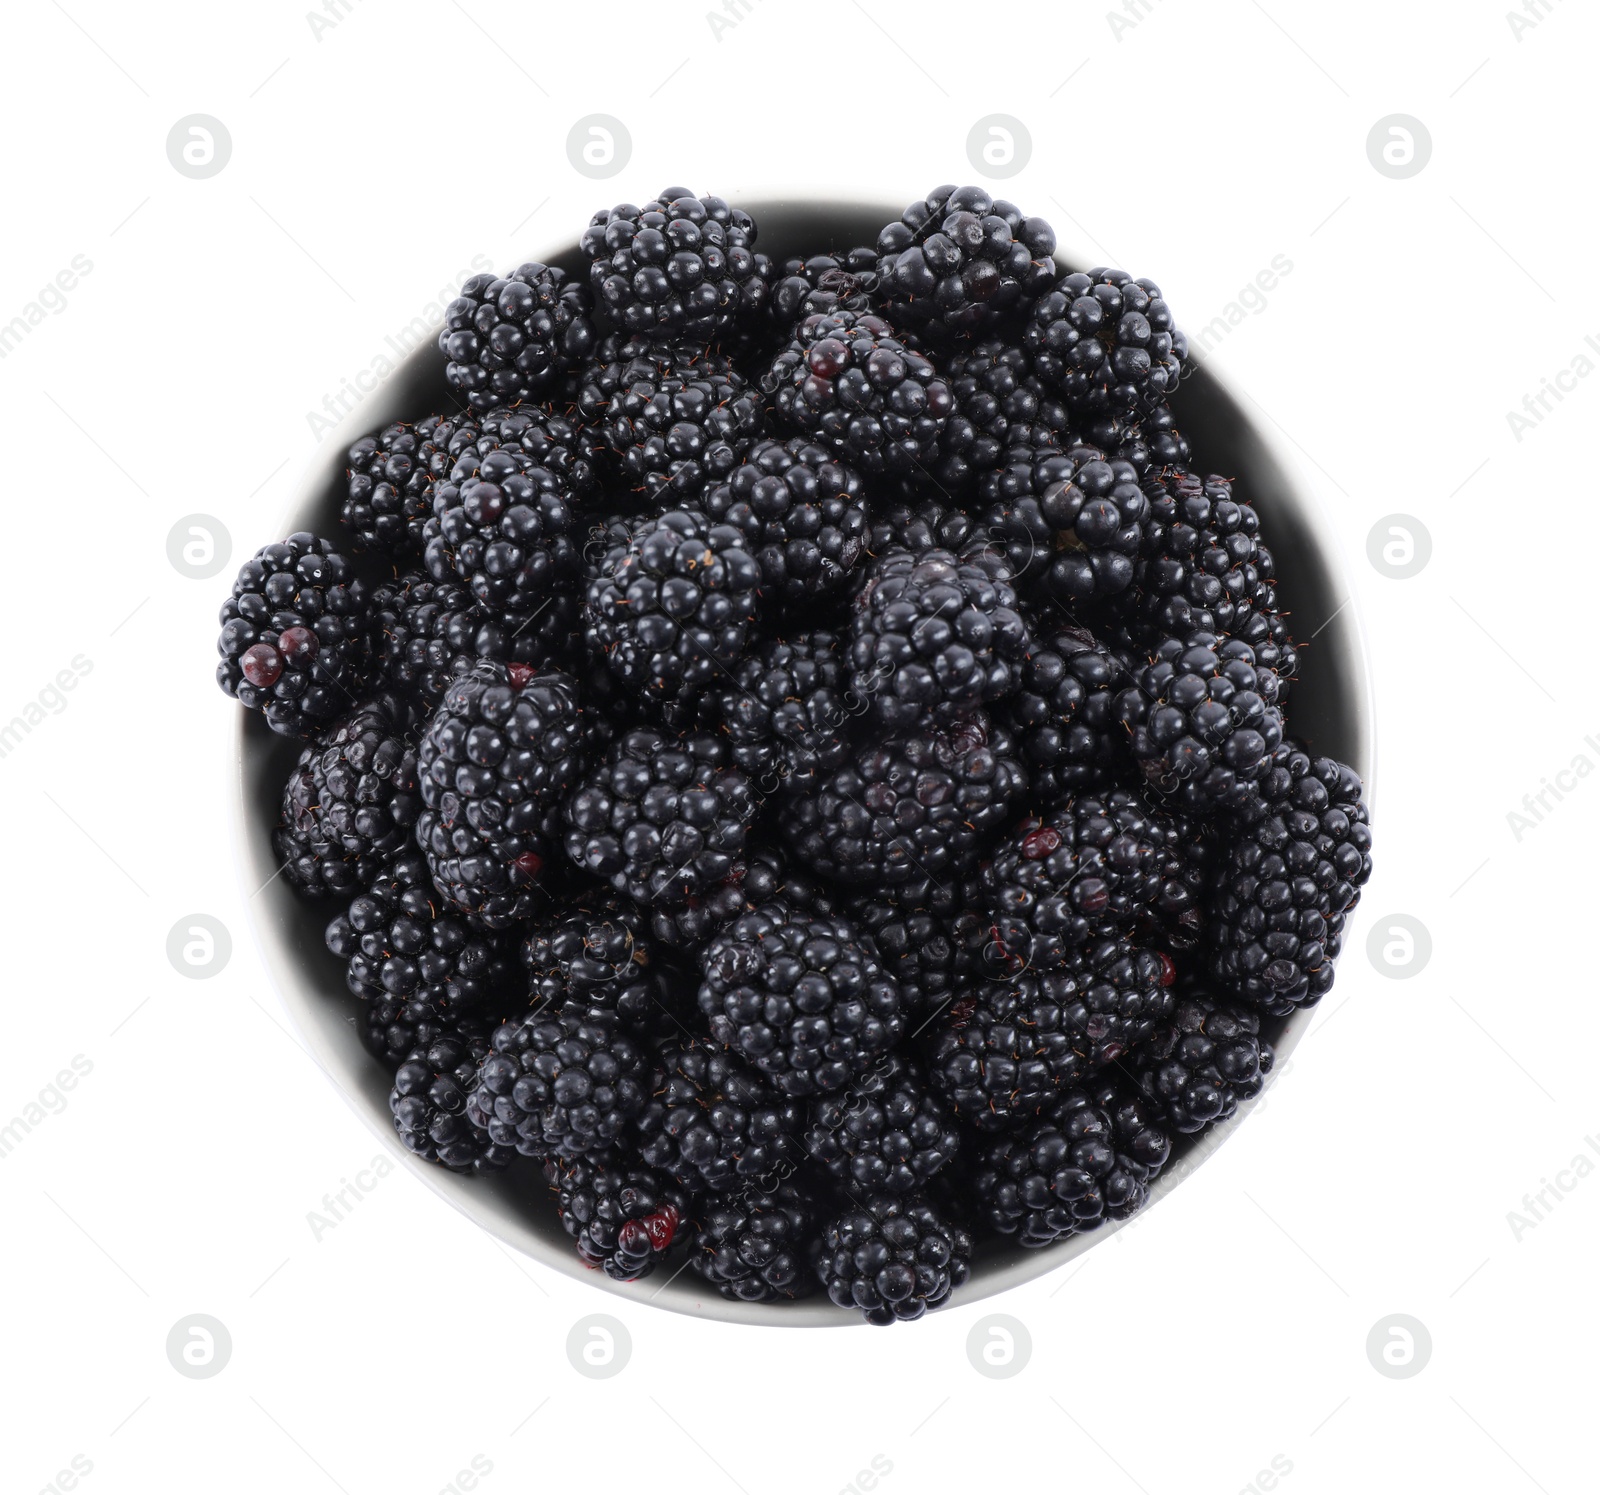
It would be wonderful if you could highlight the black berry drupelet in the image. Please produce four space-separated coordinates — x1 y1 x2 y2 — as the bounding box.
1114 630 1285 811
641 841 837 952
804 1053 960 1195
636 1040 804 1195
698 901 905 1097
981 792 1202 971
715 630 855 792
933 339 1069 494
342 415 461 558
862 495 984 559
702 437 869 606
970 1081 1170 1248
1126 988 1274 1131
439 262 597 413
1024 268 1187 415
470 1004 648 1159
848 880 989 1019
564 728 755 917
369 571 478 708
583 508 763 711
521 889 679 1036
692 1183 817 1302
544 1154 691 1281
415 664 596 928
814 1193 972 1325
762 309 953 475
1207 744 1372 1012
390 1023 514 1173
848 546 1032 730
781 709 1026 895
875 184 1057 339
217 534 372 738
598 349 764 500
447 403 603 506
276 699 420 899
582 189 769 344
768 247 880 326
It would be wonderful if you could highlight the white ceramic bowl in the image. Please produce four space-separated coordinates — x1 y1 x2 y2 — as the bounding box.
237 196 1375 1326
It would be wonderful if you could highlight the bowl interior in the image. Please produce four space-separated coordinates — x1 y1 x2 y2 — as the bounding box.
238 197 1373 1326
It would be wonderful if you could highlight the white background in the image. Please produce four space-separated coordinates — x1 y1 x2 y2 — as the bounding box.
1 1 1595 1491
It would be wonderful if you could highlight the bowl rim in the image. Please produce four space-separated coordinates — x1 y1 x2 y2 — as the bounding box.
234 193 1375 1327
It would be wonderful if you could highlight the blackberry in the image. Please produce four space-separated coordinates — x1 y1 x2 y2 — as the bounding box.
698 901 905 1097
598 350 764 500
544 1154 691 1281
276 699 420 899
1024 268 1187 415
702 438 869 606
415 665 595 928
762 310 953 474
1114 630 1285 811
691 1183 817 1301
716 630 855 791
1126 989 1274 1131
446 403 603 506
369 571 478 707
848 881 988 1019
584 508 763 710
325 850 516 1065
997 627 1132 801
781 709 1026 894
636 1040 803 1194
971 1082 1170 1248
342 415 461 558
804 1054 960 1195
439 261 596 413
642 842 836 952
564 728 756 915
981 444 1149 601
216 534 372 738
932 339 1069 493
1089 400 1191 478
862 494 984 558
1206 745 1371 1012
814 1193 971 1325
390 1024 513 1173
471 1004 647 1159
981 791 1201 971
875 185 1057 338
582 188 769 344
521 890 682 1036
848 546 1031 730
769 247 880 325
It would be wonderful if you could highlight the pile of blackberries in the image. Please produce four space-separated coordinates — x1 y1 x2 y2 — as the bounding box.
219 185 1371 1325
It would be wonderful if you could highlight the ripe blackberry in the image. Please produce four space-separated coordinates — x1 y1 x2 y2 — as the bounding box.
848 546 1031 730
691 1183 817 1301
446 403 603 505
637 1040 804 1194
702 437 869 606
470 1004 647 1159
1114 630 1285 810
814 1193 971 1325
971 1082 1170 1248
390 1024 513 1173
698 902 905 1097
369 571 478 707
643 841 836 951
584 508 763 710
1087 400 1191 478
521 890 681 1036
762 309 953 475
216 534 372 738
982 444 1149 601
932 340 1069 493
804 1054 960 1195
997 627 1132 801
564 728 755 916
1127 988 1274 1131
415 665 595 928
1024 268 1187 414
1207 745 1372 1012
716 630 854 791
598 350 764 500
439 261 596 413
582 188 769 343
875 185 1057 339
342 415 461 558
276 699 420 899
848 881 988 1019
325 851 516 1064
769 247 880 325
981 792 1201 970
544 1154 691 1281
782 708 1025 895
